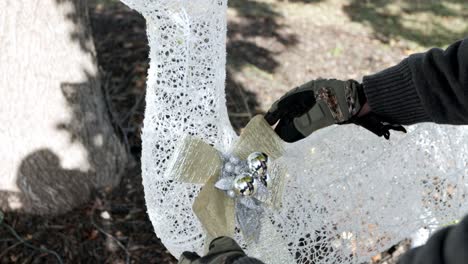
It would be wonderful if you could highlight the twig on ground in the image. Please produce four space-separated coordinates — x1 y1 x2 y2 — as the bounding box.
90 204 131 264
120 93 145 124
0 221 64 264
101 70 132 155
236 84 253 119
0 242 22 260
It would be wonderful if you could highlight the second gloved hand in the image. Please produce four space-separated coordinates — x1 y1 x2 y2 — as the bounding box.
265 79 406 142
178 236 264 264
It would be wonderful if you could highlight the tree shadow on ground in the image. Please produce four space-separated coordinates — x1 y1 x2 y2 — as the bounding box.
0 163 173 263
343 0 468 47
226 0 298 130
0 0 164 263
90 0 149 156
0 0 126 216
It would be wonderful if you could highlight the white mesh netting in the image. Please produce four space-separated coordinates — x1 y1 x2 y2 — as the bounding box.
121 0 468 263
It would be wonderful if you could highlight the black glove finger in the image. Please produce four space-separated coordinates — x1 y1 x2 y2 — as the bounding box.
264 100 292 126
280 90 316 117
274 117 305 143
264 110 281 126
266 90 316 126
352 113 406 140
384 123 407 133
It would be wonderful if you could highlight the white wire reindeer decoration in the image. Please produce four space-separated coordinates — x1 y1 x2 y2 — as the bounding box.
121 0 468 263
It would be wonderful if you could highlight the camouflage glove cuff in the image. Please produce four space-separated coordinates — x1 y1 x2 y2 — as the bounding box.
179 237 264 264
265 79 406 142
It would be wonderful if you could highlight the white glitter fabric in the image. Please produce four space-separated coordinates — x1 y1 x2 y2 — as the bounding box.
121 1 468 263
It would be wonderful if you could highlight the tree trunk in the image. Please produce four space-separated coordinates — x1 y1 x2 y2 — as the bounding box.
0 0 127 214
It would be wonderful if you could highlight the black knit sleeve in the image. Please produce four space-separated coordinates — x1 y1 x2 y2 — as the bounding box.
362 38 468 125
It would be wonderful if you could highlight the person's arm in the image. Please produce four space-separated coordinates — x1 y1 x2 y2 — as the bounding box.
398 215 468 264
266 38 468 142
363 38 468 125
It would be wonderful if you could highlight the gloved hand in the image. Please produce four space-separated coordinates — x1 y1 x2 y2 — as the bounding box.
264 79 406 142
178 236 264 264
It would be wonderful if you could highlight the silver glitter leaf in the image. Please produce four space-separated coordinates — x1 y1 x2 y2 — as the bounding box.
238 197 261 210
236 202 264 242
254 184 270 203
214 177 234 190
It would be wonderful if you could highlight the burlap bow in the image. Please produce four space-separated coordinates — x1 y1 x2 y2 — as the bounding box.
167 115 286 242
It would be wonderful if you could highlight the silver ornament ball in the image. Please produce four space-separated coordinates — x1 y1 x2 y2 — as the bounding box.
229 156 240 165
247 152 268 176
234 165 243 175
233 173 258 197
223 162 234 173
227 190 236 198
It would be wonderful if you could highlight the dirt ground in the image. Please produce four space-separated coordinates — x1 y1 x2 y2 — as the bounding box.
0 0 466 263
